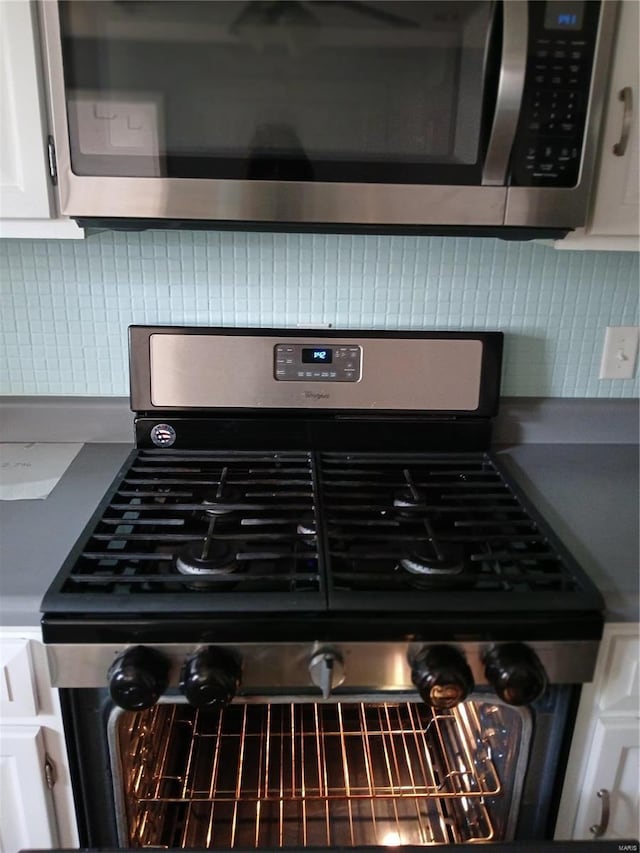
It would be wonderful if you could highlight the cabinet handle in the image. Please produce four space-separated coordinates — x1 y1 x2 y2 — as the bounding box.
613 87 633 156
44 753 57 790
589 788 610 838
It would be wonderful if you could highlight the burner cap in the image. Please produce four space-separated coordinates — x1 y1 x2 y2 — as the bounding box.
297 515 316 548
296 515 316 539
175 541 237 576
201 485 245 516
393 489 426 509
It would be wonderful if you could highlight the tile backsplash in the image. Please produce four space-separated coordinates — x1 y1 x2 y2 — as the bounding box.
1 230 638 397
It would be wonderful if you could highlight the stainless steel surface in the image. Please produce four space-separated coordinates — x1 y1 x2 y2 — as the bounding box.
132 331 484 411
612 87 633 156
108 699 529 847
589 789 611 838
481 0 528 186
46 640 601 690
49 176 509 230
505 0 619 228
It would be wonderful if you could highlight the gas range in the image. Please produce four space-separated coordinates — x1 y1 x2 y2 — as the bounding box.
41 327 604 712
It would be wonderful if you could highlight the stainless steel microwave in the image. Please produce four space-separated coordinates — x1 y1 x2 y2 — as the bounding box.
38 0 619 237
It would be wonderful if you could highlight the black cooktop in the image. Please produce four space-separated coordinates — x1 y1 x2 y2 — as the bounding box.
41 449 604 637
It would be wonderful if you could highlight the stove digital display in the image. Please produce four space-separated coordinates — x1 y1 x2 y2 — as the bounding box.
302 348 333 364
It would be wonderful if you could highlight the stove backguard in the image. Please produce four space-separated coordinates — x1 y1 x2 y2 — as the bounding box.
128 327 503 416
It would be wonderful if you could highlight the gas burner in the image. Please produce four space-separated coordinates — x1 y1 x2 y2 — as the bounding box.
399 552 464 576
399 542 467 578
201 485 245 516
175 541 238 577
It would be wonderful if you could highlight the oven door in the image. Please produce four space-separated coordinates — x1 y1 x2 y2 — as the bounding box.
59 686 580 849
39 0 523 227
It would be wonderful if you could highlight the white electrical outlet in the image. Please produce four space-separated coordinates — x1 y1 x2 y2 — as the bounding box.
599 326 639 379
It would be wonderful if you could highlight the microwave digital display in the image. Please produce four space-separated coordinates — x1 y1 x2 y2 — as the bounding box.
544 1 585 30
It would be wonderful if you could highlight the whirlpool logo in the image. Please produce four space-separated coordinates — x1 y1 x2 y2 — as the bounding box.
304 391 330 402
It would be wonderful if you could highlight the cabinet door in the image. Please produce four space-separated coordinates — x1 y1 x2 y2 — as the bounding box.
0 725 58 852
572 716 640 840
0 0 54 219
588 0 639 237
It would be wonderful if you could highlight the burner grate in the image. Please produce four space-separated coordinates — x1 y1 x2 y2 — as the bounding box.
42 449 603 619
47 450 324 612
319 452 600 610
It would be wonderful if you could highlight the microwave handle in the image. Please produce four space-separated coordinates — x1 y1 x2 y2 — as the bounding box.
482 0 529 185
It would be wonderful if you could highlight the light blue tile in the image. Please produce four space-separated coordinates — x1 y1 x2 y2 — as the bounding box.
0 231 638 397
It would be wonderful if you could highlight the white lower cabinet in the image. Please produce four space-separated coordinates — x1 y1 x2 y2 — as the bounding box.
0 725 58 850
555 623 640 841
0 629 78 853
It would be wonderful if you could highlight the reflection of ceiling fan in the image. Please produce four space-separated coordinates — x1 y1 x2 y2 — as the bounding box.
230 1 420 33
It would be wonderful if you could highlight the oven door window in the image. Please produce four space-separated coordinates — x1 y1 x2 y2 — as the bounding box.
110 698 530 847
59 1 495 185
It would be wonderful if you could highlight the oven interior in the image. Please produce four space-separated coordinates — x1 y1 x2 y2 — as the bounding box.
110 697 530 848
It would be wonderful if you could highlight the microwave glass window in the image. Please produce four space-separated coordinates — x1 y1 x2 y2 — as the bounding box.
58 1 494 184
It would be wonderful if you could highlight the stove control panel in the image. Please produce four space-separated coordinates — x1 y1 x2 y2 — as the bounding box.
274 344 362 382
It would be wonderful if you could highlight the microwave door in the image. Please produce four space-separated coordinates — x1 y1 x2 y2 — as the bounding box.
40 1 513 229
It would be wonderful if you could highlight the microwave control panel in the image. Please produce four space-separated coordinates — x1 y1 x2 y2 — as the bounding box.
510 0 600 187
274 344 362 382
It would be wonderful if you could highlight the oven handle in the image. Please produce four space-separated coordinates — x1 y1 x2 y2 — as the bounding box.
482 0 528 186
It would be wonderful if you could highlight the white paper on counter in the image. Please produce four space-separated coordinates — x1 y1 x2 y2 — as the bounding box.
0 442 83 500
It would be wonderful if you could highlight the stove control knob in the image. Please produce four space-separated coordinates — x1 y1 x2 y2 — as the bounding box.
411 645 474 710
484 643 548 706
108 646 169 711
179 646 241 709
309 649 345 699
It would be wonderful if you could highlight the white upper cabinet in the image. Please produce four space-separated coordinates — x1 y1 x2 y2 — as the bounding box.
0 0 82 238
588 0 639 239
557 0 639 250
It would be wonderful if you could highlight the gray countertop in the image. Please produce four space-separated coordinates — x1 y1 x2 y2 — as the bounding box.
0 444 133 626
0 443 637 628
495 444 638 623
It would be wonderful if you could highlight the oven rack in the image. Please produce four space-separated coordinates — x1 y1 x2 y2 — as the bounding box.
116 701 501 847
